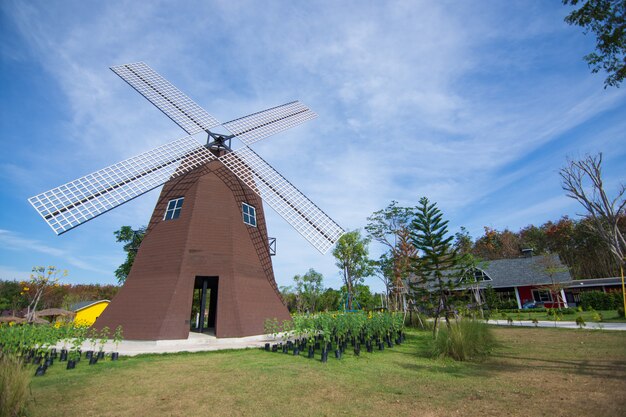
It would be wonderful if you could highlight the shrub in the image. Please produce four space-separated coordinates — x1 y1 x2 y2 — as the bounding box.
432 319 496 361
579 291 622 311
0 355 31 417
499 299 519 310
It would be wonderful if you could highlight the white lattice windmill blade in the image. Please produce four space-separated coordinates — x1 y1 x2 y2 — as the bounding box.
29 62 344 253
29 137 215 235
111 62 318 147
220 147 344 254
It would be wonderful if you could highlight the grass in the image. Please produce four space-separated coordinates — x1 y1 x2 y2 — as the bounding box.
433 319 496 361
0 355 32 417
27 327 626 417
501 309 626 323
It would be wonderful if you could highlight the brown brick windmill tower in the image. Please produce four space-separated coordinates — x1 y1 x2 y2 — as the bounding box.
28 62 343 340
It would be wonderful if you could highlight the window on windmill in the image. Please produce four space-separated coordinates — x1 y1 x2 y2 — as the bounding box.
242 202 257 227
164 197 184 220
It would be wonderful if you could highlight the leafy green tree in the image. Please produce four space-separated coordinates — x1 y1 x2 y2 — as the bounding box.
340 283 377 310
293 268 325 313
279 285 298 313
0 280 27 312
410 197 463 336
114 225 146 285
483 285 500 310
318 288 341 312
454 227 473 256
366 201 417 311
563 0 626 87
332 230 374 310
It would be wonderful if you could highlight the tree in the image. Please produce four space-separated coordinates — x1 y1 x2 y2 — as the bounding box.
536 255 569 311
114 225 146 284
318 288 341 312
365 201 417 311
332 230 374 310
279 285 298 313
410 197 463 336
373 253 394 308
472 227 521 260
22 266 67 322
560 152 626 310
560 153 625 265
563 0 626 87
454 227 473 256
293 268 325 313
340 283 377 310
0 280 28 312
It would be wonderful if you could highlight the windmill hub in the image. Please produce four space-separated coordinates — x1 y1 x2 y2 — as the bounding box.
206 130 234 153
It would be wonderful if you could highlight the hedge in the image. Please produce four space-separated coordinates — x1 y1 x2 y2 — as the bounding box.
579 291 623 311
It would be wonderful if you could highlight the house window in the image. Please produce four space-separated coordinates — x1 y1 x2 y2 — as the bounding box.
242 202 257 227
164 197 184 220
458 268 493 284
532 289 553 303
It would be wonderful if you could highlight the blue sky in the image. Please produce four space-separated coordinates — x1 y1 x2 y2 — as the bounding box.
1 1 624 292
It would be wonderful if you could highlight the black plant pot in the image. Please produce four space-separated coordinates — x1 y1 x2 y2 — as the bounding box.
271 344 278 352
387 340 393 348
354 346 360 356
334 349 341 359
395 338 401 345
111 352 119 361
89 356 98 365
85 350 94 359
60 350 68 361
321 350 328 363
97 351 105 360
282 344 288 354
315 342 320 349
35 365 46 376
308 346 315 358
293 348 299 356
66 360 76 370
50 348 57 359
44 357 53 367
379 342 385 351
264 343 270 351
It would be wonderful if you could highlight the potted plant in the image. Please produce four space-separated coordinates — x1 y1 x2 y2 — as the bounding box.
67 325 86 370
111 325 123 360
59 323 69 361
97 326 109 359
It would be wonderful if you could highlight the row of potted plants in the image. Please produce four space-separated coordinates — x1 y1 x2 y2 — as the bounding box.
0 322 123 376
263 311 405 362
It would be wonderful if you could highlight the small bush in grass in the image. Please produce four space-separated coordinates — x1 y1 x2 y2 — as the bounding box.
432 319 496 362
0 355 31 417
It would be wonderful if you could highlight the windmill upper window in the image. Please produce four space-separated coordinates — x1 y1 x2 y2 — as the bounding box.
242 202 257 227
164 197 184 220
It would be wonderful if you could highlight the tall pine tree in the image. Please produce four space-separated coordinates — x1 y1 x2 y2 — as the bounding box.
410 197 463 336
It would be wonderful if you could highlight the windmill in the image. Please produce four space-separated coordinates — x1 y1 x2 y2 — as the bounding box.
28 62 344 339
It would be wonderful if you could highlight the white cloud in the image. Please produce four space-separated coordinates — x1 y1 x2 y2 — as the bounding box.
0 229 112 276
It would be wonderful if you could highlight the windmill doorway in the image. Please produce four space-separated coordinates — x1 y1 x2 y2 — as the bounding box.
190 276 218 335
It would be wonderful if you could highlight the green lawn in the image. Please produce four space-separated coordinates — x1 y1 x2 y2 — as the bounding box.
27 327 626 417
499 309 626 323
